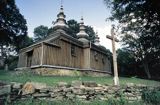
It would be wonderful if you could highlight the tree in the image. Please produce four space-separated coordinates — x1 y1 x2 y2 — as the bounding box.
23 35 34 46
67 19 79 38
85 26 96 43
104 0 160 79
33 25 49 42
117 48 137 76
0 0 28 49
67 19 96 42
0 0 28 69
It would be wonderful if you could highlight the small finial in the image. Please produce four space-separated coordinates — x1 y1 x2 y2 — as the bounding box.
60 0 64 13
94 31 100 46
81 11 83 18
81 16 83 20
96 31 98 35
61 0 63 7
95 31 99 39
80 16 84 24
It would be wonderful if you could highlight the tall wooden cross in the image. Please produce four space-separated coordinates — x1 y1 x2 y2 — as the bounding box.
106 25 119 86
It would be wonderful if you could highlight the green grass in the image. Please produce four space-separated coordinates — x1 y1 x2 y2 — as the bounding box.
1 70 159 105
0 70 159 86
13 98 146 105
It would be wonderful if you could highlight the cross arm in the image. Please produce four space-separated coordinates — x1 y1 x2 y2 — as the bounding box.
106 35 119 42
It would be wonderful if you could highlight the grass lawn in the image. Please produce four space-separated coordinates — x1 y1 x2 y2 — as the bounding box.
0 70 159 86
13 99 146 105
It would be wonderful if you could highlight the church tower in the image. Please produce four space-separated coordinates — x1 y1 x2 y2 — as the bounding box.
52 4 68 31
77 17 89 43
94 32 100 46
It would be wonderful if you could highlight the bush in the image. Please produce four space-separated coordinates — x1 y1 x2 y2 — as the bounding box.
8 56 18 70
142 88 160 105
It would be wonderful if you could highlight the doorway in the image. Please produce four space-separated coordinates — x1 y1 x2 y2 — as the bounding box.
27 50 33 67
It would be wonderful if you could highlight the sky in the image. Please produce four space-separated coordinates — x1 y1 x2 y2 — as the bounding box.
15 0 120 51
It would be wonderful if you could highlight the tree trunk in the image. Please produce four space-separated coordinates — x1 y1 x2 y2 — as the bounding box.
0 45 5 67
0 45 4 56
5 64 8 71
142 60 151 79
0 45 9 70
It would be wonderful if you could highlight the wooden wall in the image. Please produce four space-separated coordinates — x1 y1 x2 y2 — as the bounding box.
18 36 111 73
18 53 27 67
83 48 91 69
31 46 42 66
43 39 84 68
90 49 111 72
18 45 42 67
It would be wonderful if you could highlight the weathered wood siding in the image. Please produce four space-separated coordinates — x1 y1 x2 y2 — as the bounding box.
43 44 60 66
31 46 42 66
83 48 90 69
43 39 84 68
18 35 111 73
18 52 27 67
90 49 111 72
18 45 42 67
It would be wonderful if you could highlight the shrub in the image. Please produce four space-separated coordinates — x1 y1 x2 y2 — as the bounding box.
142 88 160 105
8 56 18 70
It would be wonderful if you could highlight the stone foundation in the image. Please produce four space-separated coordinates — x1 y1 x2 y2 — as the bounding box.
32 68 111 77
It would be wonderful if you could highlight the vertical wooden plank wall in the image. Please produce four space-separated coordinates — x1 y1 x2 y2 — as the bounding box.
90 49 111 72
18 38 111 73
83 48 91 69
31 46 42 66
43 44 60 66
43 39 84 68
18 53 27 67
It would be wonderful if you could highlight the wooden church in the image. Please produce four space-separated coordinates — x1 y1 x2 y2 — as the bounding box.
17 5 111 75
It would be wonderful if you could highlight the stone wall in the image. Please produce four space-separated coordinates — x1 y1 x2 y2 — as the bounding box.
1 81 159 103
32 68 111 77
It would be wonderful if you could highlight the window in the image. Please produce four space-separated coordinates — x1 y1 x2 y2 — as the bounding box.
71 44 76 56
